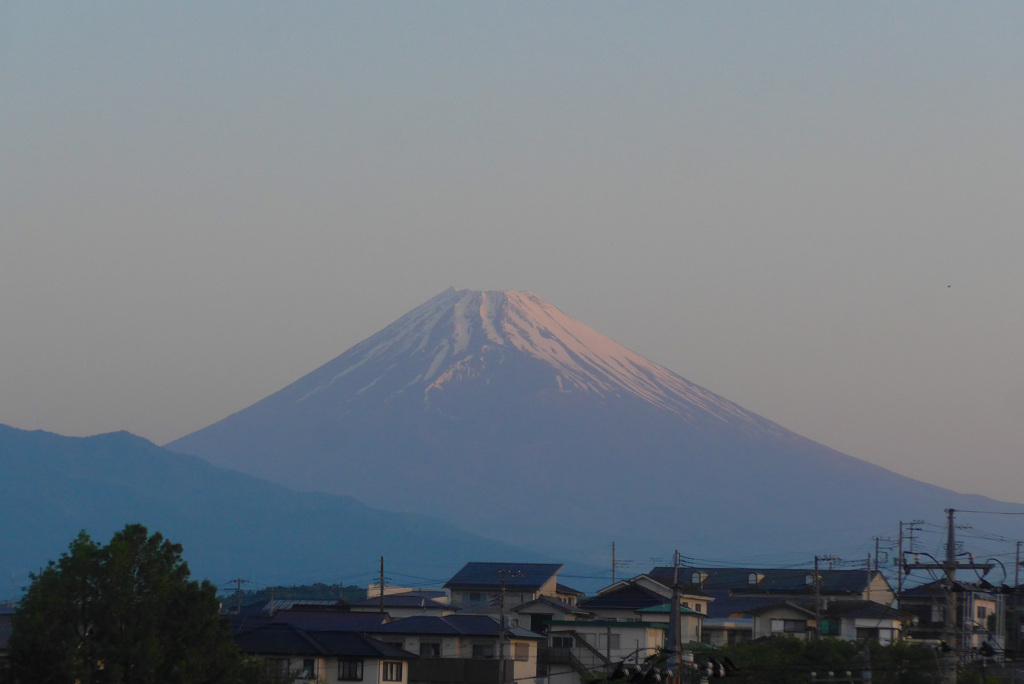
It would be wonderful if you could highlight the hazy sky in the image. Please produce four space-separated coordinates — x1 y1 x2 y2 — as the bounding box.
2 3 1022 504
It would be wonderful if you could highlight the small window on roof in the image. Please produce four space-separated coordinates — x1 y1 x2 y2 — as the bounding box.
805 574 815 586
747 573 760 585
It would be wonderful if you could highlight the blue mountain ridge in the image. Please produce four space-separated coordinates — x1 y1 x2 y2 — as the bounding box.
0 424 563 597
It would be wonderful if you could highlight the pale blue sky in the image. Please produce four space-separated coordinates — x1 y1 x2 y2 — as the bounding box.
2 3 1022 503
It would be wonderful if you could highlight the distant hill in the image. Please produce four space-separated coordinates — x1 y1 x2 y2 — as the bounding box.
167 288 1024 565
0 424 544 595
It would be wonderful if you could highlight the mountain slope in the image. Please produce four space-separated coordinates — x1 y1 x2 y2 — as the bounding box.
0 424 542 592
167 289 1024 563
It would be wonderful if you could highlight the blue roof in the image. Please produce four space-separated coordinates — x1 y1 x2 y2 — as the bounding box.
445 562 563 590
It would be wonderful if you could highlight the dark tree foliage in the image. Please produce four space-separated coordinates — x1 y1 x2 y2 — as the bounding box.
707 637 941 684
10 524 257 684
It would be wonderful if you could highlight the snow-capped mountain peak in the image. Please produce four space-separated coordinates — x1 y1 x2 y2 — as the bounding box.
294 288 766 427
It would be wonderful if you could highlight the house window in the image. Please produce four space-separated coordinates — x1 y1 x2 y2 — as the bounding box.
338 659 363 681
419 642 441 657
820 620 841 636
469 592 483 602
382 662 403 682
771 619 807 633
978 606 988 620
472 643 496 658
597 634 620 650
301 659 316 679
514 643 529 661
856 627 880 641
551 636 573 649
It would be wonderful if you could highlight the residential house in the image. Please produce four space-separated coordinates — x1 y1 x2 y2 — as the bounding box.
649 566 895 606
647 566 897 646
367 614 544 684
820 600 908 645
900 580 1005 655
444 563 565 615
233 622 416 684
544 618 668 684
580 575 710 638
555 585 585 608
514 595 589 635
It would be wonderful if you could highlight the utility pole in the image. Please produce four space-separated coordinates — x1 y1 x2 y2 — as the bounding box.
872 538 889 572
228 577 249 615
903 509 993 684
866 554 872 603
1015 541 1022 655
897 522 905 599
814 555 840 639
611 542 631 586
379 557 386 615
497 569 523 684
669 551 682 660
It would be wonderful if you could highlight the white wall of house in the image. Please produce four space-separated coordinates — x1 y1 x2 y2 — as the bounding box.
752 607 813 640
845 617 901 646
549 622 666 670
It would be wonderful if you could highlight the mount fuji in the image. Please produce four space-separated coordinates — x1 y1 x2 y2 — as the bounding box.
167 288 1022 564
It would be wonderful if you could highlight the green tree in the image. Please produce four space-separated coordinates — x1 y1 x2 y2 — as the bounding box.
10 524 254 684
